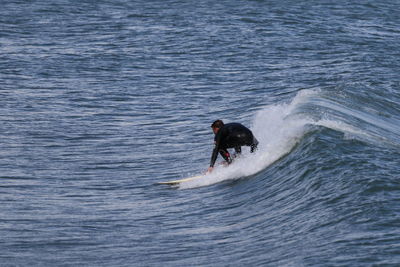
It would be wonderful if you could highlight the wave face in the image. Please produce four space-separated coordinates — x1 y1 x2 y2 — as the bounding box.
181 88 400 189
1 0 400 266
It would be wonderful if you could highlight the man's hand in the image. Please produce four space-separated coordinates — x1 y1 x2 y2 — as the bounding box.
206 167 214 174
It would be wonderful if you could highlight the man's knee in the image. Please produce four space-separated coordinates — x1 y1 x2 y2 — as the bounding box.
219 150 232 164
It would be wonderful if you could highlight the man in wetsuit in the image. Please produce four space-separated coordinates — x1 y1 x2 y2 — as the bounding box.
207 120 258 173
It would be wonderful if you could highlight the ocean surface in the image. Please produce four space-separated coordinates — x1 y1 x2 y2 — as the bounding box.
1 0 400 266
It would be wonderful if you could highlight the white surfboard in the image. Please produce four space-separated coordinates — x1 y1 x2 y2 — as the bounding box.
157 175 204 185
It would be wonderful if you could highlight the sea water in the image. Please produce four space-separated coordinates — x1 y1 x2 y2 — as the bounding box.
1 0 400 266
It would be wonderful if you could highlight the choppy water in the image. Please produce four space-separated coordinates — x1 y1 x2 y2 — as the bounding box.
1 0 400 266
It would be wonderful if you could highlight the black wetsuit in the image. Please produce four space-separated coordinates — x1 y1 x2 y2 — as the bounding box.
210 123 258 167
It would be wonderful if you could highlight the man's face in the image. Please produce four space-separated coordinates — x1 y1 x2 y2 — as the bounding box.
212 127 219 135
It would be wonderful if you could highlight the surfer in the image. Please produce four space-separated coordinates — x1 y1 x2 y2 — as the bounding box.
207 120 258 173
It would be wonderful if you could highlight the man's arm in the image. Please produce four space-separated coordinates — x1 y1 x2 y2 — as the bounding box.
209 145 218 168
209 130 223 168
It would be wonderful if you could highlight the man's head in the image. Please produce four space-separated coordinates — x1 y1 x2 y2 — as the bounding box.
211 120 224 134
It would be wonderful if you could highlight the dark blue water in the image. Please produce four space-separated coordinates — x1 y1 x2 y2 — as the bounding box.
1 0 400 266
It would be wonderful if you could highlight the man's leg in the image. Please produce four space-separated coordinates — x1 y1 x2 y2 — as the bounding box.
219 149 232 164
234 146 241 154
233 146 241 159
250 137 259 153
